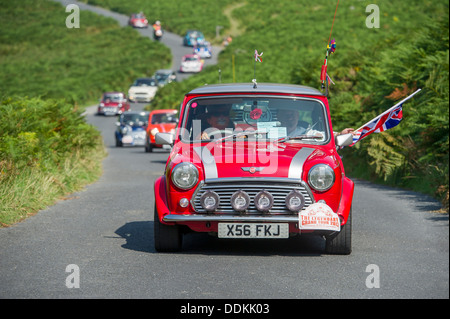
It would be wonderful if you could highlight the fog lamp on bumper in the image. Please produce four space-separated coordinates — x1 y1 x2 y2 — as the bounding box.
200 190 219 212
285 190 305 213
231 190 250 212
254 190 274 213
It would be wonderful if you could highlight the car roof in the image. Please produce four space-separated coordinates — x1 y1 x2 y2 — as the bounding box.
155 69 174 74
187 83 324 96
121 111 149 115
150 109 178 114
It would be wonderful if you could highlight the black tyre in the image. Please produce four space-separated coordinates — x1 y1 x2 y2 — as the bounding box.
145 136 153 152
154 204 182 252
325 208 352 255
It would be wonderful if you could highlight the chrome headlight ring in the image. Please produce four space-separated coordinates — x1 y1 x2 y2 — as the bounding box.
171 162 199 190
308 164 335 192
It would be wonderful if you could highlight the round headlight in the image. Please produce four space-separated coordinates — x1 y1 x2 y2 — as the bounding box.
254 190 273 213
285 190 305 212
231 190 250 212
308 164 335 192
200 190 219 212
171 163 199 190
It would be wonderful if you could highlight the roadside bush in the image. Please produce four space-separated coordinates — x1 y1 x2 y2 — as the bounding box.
0 97 105 225
0 97 100 170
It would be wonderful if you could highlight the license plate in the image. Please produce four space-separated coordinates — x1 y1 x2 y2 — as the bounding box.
218 223 289 239
122 136 133 144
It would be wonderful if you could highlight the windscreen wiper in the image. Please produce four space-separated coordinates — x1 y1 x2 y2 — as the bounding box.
276 135 323 143
214 130 267 143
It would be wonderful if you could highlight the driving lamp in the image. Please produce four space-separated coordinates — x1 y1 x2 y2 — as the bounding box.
171 163 199 190
285 190 305 212
308 164 335 191
254 190 274 213
200 191 220 212
231 190 250 212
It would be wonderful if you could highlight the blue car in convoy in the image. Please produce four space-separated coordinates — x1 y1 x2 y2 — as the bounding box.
193 42 212 59
183 30 206 47
115 111 149 147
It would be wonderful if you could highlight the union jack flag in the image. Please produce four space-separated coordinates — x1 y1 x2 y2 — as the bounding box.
254 50 263 63
350 89 421 147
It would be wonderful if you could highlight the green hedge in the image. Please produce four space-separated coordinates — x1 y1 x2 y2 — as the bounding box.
0 97 106 226
0 0 171 105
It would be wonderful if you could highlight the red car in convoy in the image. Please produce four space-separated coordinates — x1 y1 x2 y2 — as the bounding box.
153 83 354 254
128 13 148 28
97 92 130 116
145 109 178 152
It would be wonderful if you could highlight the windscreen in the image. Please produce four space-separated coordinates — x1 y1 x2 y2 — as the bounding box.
181 96 329 143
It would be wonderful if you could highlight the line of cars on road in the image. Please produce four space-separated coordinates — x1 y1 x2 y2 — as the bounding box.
97 69 177 115
97 25 212 150
128 12 210 74
96 68 178 151
180 30 211 73
114 109 178 150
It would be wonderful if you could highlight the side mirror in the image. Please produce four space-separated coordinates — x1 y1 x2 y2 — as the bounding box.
335 133 353 148
155 132 174 145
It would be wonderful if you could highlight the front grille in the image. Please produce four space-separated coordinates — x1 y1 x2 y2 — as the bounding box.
192 180 314 215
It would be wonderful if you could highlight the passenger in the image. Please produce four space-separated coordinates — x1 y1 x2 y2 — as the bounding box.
277 108 354 138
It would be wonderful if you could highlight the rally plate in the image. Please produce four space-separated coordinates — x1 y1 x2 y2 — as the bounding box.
218 223 289 239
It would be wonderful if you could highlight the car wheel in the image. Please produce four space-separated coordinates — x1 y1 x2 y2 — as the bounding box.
154 204 182 252
325 207 352 255
145 137 153 152
115 137 123 147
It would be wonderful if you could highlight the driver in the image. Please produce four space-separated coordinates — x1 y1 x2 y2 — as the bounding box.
153 20 162 30
199 105 234 140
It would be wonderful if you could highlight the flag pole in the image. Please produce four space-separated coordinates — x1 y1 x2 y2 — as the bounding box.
355 88 422 131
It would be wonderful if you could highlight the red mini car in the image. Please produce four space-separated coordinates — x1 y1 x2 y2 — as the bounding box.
145 109 178 152
153 83 354 254
128 13 148 28
97 92 130 116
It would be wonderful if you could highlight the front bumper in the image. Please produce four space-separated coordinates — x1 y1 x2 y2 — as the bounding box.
163 214 298 223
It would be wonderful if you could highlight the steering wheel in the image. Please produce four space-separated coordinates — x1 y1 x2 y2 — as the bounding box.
204 129 230 139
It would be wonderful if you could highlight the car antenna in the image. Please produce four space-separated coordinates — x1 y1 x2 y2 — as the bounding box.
320 0 339 97
253 49 263 88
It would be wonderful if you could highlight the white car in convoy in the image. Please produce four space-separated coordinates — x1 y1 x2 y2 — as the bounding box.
179 54 204 73
128 77 159 103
